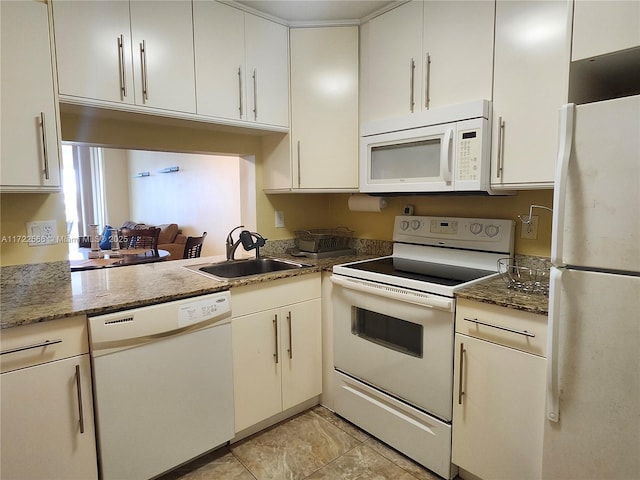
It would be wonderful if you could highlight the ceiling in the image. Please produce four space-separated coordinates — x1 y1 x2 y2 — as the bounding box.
233 0 397 23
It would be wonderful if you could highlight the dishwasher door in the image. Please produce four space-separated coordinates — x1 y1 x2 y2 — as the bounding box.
89 292 233 480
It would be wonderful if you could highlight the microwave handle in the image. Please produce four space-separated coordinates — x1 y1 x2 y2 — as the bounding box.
441 128 453 183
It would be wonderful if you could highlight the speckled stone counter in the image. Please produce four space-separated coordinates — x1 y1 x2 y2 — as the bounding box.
456 275 549 315
0 253 374 330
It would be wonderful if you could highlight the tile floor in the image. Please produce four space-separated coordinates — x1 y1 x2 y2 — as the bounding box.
159 405 443 480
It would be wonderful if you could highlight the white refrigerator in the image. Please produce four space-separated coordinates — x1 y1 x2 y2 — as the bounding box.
542 95 640 479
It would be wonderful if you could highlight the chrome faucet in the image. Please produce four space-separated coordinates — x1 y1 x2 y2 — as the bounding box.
225 225 244 260
226 229 267 261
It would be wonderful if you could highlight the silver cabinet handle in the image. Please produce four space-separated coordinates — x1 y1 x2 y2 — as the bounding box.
0 338 61 356
463 317 535 338
252 68 258 121
287 311 292 359
458 342 465 405
409 58 416 113
273 314 279 364
238 66 243 118
297 140 301 187
39 112 49 180
425 52 431 109
74 364 85 434
140 40 149 101
497 116 505 179
118 34 127 99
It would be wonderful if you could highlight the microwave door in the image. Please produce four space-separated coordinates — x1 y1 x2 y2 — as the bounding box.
360 125 455 193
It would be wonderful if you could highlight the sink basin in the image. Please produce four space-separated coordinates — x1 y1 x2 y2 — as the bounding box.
194 258 310 280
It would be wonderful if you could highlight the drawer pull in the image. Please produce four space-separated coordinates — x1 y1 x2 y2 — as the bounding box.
463 317 535 338
0 339 62 356
458 342 465 405
75 365 85 434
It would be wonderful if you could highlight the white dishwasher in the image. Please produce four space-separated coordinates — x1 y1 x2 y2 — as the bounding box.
88 291 234 480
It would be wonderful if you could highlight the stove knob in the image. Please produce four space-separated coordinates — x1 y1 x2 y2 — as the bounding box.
411 220 421 230
470 222 483 235
485 224 500 237
400 220 410 231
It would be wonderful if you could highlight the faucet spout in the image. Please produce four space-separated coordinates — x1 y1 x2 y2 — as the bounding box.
225 225 244 260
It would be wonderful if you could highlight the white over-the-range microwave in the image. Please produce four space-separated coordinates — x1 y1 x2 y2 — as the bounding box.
360 100 504 195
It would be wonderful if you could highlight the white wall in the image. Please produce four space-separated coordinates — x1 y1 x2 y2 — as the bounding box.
127 150 254 257
102 148 131 228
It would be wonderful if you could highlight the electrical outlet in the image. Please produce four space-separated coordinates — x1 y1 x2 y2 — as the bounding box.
275 211 285 228
25 220 58 246
520 215 539 240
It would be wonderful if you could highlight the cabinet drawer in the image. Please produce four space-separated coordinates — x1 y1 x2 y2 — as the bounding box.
455 299 547 357
231 273 321 317
1 316 88 373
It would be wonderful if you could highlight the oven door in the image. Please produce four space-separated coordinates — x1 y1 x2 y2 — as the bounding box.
331 275 455 421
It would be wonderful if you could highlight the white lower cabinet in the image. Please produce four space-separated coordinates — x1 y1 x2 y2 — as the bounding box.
0 316 98 479
231 274 322 433
452 299 547 480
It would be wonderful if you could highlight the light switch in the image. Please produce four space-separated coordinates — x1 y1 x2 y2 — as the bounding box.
275 211 285 228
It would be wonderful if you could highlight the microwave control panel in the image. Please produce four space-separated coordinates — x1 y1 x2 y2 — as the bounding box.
456 128 481 181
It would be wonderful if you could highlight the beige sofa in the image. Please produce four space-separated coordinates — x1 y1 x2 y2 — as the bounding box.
121 221 187 260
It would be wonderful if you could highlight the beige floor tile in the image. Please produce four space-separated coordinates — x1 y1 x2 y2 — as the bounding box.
364 437 442 480
159 447 255 480
310 405 370 443
305 443 420 480
231 410 362 480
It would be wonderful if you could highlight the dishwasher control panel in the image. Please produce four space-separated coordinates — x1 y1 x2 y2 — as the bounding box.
179 295 229 328
88 291 231 356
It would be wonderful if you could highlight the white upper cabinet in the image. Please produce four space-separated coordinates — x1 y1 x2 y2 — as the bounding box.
52 0 134 105
422 1 494 110
1 0 61 192
193 1 245 121
129 1 196 113
193 1 288 127
491 0 572 189
572 0 640 60
365 1 423 122
289 26 359 190
363 0 494 123
244 13 289 127
52 0 196 113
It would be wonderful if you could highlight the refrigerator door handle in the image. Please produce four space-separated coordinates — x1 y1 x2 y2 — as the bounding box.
546 267 563 422
551 103 575 266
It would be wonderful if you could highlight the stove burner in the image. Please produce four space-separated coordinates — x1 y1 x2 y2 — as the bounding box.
345 257 494 287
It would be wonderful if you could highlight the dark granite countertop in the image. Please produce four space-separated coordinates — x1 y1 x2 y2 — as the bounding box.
0 253 373 330
1 250 547 329
456 275 549 316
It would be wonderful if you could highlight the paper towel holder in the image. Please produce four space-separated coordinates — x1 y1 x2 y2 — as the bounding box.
348 194 388 212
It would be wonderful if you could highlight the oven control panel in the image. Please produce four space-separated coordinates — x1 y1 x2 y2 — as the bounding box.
394 216 515 254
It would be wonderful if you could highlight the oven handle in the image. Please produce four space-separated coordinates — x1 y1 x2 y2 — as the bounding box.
330 275 454 312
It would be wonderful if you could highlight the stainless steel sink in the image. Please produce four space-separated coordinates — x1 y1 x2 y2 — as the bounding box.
188 258 311 280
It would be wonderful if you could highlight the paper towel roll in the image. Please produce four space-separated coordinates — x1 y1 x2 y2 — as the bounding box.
348 195 388 212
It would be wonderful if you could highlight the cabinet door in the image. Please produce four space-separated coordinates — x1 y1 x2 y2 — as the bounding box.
572 0 640 60
1 0 61 191
281 299 322 410
491 0 571 189
365 1 423 122
245 13 289 127
0 355 98 479
452 334 545 480
193 0 246 120
129 0 196 113
232 309 282 432
290 27 359 190
423 1 494 110
52 0 134 105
